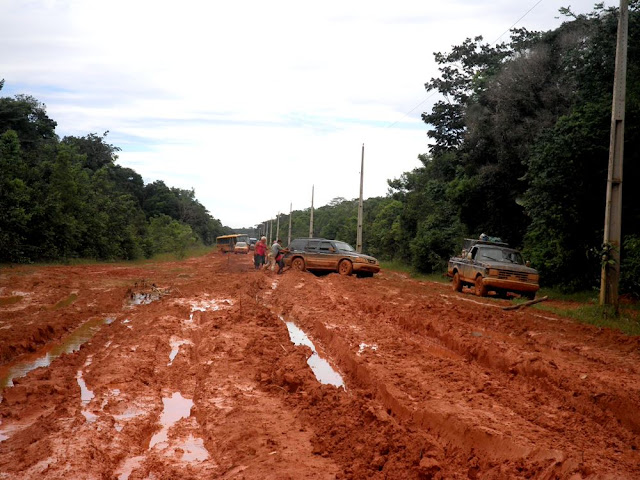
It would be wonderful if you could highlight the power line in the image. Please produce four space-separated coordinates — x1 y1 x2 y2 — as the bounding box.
384 0 545 130
492 0 545 44
386 91 438 128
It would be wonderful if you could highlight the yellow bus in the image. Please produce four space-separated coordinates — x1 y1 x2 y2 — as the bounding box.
216 234 250 253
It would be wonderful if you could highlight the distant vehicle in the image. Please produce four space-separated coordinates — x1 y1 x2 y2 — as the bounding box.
447 238 539 299
216 234 250 254
234 241 249 254
283 238 380 277
249 238 257 251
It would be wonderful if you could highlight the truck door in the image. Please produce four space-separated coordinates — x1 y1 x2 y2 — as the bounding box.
462 246 478 281
317 240 336 270
304 240 320 268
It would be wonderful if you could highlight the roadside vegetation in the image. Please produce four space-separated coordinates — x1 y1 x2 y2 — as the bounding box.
534 288 640 336
0 86 232 264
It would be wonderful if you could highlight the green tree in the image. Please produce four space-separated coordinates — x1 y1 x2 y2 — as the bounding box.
0 130 32 262
147 214 198 259
0 94 57 153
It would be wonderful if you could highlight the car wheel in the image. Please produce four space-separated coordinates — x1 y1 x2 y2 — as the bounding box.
475 275 488 297
291 257 306 272
338 260 353 276
452 272 462 292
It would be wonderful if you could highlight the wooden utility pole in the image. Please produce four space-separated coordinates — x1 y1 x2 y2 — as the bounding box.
309 185 314 238
356 143 364 253
288 203 292 246
600 0 628 311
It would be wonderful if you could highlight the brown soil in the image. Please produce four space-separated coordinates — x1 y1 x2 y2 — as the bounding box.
0 253 639 479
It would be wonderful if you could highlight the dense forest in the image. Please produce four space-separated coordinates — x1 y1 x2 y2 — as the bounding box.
256 4 640 295
0 80 231 263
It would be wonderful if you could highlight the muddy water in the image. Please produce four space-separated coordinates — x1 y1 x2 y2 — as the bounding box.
167 338 193 366
0 316 115 399
283 319 345 389
115 455 144 480
148 392 194 449
0 296 22 307
76 371 95 404
129 293 159 306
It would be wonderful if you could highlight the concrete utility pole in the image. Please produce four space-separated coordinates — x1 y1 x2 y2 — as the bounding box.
600 0 628 312
309 185 314 238
269 220 272 244
276 212 280 241
356 143 364 253
288 203 292 247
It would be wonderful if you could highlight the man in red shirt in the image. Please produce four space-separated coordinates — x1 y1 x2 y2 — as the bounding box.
254 236 267 270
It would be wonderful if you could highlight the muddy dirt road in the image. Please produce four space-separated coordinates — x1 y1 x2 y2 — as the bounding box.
0 252 639 479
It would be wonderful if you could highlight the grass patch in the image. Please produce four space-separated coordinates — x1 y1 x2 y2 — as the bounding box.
531 287 640 336
380 260 449 284
536 287 599 303
535 302 640 336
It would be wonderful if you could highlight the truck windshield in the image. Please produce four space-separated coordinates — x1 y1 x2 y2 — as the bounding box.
477 247 524 265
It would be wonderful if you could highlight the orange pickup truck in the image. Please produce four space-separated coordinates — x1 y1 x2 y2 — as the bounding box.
448 239 540 299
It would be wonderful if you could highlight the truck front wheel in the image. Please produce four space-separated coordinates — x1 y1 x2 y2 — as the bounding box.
475 276 488 297
452 272 463 292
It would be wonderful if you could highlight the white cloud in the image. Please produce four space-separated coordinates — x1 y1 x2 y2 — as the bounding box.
0 0 617 227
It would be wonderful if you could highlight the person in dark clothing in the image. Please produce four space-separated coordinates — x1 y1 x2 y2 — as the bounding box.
271 239 288 274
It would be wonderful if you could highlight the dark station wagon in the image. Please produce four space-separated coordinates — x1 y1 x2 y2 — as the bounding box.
283 238 380 277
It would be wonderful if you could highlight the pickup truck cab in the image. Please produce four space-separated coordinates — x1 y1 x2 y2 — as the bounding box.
448 239 539 299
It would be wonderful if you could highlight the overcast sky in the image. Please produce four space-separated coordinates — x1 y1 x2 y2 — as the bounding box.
1 0 618 228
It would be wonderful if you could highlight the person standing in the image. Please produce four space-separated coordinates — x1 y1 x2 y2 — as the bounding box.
254 236 267 270
271 239 288 274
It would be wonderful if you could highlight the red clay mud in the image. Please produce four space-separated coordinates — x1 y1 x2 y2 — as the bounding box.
0 253 639 479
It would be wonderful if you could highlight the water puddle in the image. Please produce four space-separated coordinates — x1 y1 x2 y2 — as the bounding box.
76 371 95 404
185 298 234 324
191 298 233 313
113 406 146 432
0 296 22 307
129 293 159 306
0 316 115 400
0 421 21 443
48 293 78 310
168 338 193 366
282 317 344 389
115 455 145 480
173 434 209 462
82 410 98 423
358 343 378 355
149 392 194 449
